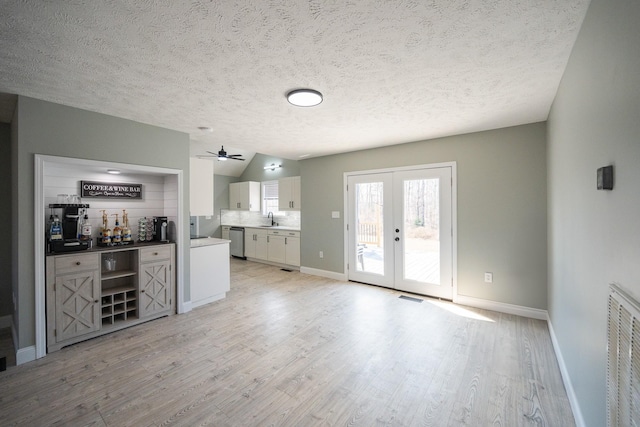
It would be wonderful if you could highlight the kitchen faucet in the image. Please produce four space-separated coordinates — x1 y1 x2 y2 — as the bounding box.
268 211 275 226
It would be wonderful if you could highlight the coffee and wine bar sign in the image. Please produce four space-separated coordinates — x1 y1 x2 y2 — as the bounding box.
80 181 143 199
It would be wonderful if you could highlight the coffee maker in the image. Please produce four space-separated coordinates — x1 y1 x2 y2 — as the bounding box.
49 204 92 253
153 216 169 242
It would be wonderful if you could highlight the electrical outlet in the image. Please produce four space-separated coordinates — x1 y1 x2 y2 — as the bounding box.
319 251 324 259
484 272 493 283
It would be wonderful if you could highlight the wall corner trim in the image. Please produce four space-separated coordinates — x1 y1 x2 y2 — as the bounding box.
300 266 347 282
182 301 192 314
454 294 548 320
547 315 586 427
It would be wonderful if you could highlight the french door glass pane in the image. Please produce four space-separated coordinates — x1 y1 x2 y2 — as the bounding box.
403 178 440 284
355 182 384 275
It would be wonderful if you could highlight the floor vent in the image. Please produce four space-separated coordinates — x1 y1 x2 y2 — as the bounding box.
607 284 640 427
399 295 423 303
281 268 293 272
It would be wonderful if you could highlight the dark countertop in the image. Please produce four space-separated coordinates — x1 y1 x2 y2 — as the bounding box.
46 240 174 256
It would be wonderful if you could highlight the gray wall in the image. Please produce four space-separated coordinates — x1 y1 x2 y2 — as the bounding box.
239 153 300 182
301 123 548 309
0 123 12 319
194 174 240 238
547 0 640 424
13 96 191 350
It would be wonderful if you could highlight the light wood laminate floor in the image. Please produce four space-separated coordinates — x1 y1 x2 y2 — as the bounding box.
0 259 575 426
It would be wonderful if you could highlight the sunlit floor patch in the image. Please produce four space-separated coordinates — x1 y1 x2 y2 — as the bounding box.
428 299 495 322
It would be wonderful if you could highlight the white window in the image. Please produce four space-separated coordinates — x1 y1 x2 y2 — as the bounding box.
262 180 282 215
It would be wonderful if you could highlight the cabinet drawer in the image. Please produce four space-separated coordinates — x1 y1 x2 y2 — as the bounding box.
54 253 99 274
140 246 172 262
268 230 300 238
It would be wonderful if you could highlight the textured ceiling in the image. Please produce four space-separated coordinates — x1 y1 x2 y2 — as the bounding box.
0 0 590 167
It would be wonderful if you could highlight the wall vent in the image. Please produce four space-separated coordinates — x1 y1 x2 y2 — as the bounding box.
608 284 640 427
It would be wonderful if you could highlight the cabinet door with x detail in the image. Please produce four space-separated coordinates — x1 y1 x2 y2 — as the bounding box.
55 270 101 342
139 260 172 318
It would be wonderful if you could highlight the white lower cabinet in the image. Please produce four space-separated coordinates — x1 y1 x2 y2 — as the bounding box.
245 228 268 260
221 226 230 240
267 232 286 264
285 233 301 266
244 228 300 267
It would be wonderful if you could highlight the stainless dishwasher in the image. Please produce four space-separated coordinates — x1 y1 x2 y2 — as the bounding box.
229 227 246 259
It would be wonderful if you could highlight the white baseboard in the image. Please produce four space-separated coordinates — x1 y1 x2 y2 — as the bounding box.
9 314 36 366
16 345 36 366
300 266 347 282
0 315 11 329
454 294 548 320
182 301 192 313
190 293 226 309
547 315 585 427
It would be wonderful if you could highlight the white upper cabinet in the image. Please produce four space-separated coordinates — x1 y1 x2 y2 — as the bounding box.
229 181 261 211
278 176 301 211
190 158 214 216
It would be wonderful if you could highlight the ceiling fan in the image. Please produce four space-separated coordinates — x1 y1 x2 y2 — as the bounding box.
203 145 245 161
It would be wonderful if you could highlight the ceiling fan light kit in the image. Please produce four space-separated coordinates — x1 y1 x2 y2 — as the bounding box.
287 89 323 107
203 145 245 161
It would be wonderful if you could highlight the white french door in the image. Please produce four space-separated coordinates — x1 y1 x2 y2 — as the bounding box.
347 165 454 299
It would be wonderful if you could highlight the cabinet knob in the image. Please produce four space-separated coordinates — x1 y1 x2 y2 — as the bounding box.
94 299 99 303
141 290 145 293
154 252 158 255
76 261 81 265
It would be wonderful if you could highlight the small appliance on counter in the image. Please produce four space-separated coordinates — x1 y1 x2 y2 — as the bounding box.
153 216 169 242
48 202 92 253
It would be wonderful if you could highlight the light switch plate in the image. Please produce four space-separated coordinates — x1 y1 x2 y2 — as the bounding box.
331 211 340 219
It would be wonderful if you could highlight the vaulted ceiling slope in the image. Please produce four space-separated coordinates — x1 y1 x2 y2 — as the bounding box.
0 1 590 159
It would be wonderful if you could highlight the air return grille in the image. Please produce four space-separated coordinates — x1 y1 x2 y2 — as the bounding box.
607 284 640 427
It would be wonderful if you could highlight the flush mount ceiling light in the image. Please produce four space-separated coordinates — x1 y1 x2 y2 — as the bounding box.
107 169 121 174
264 164 282 171
286 89 323 107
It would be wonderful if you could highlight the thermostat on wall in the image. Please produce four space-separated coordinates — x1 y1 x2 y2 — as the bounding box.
597 165 613 190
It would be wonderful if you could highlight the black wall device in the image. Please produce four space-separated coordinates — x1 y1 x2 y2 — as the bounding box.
597 165 614 190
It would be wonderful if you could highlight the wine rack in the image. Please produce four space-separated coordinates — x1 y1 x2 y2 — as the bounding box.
101 287 137 326
100 250 138 327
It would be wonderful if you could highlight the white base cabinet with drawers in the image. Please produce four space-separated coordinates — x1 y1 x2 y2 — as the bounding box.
46 243 175 353
243 228 300 267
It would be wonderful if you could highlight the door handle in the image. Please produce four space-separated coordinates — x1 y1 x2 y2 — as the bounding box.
395 237 400 242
